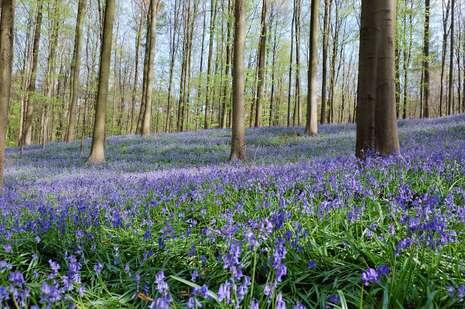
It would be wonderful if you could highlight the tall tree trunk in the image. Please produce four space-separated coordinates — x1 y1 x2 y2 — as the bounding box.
165 0 179 132
293 0 302 126
375 0 400 155
269 13 278 127
439 0 451 116
21 0 43 147
320 0 332 124
305 0 320 136
204 0 218 129
287 5 295 127
422 0 430 118
253 0 267 128
0 0 15 188
230 0 246 160
130 10 142 134
66 0 87 142
448 0 455 115
140 0 159 137
88 0 115 164
356 0 378 158
220 0 233 129
42 0 60 147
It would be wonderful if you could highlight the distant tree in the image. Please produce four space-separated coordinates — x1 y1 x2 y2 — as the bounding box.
0 0 15 188
230 0 246 160
88 0 116 164
66 0 87 143
356 0 400 158
305 0 320 136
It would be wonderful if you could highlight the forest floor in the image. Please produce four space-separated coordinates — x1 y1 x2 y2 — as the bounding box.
1 115 465 308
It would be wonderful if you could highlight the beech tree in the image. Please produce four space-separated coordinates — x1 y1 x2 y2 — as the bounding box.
306 0 320 136
20 0 43 147
230 0 246 160
356 0 400 158
88 0 116 164
140 0 160 137
0 0 15 188
66 0 87 143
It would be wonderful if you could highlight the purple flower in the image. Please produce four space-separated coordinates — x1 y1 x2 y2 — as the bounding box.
276 293 286 309
155 271 169 296
361 268 379 286
218 281 232 304
94 262 104 274
9 271 25 286
307 260 317 269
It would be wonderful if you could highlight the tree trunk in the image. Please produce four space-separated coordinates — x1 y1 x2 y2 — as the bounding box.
356 0 378 158
0 0 15 188
287 6 295 127
42 0 60 147
448 0 455 115
422 0 430 118
374 0 400 155
21 0 43 147
66 0 87 142
305 0 320 136
88 0 115 164
293 0 302 126
230 0 246 160
320 0 332 124
204 0 218 129
140 0 159 137
253 0 267 128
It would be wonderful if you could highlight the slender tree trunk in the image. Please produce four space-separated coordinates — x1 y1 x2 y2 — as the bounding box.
269 14 278 127
448 0 455 115
293 0 302 126
141 0 160 137
42 0 60 147
0 0 15 188
88 0 115 164
21 0 43 147
287 6 295 127
305 0 320 136
165 0 179 132
66 0 87 142
439 0 451 116
422 0 430 118
204 0 218 129
221 0 233 129
320 0 332 124
253 0 267 128
230 0 246 160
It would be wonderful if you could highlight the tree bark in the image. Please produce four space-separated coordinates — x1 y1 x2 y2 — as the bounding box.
253 0 267 128
356 0 378 158
0 0 15 188
21 0 43 147
66 0 87 142
422 0 430 118
447 0 455 115
140 0 160 137
204 0 218 129
305 0 320 136
88 0 115 164
320 0 332 124
374 0 400 155
230 0 246 160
